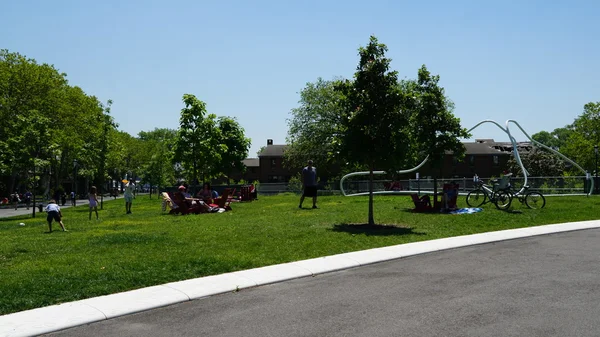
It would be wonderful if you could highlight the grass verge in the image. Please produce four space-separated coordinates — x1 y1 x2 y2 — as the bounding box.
1 193 599 315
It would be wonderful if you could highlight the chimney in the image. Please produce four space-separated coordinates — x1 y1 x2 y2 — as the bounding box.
267 139 273 145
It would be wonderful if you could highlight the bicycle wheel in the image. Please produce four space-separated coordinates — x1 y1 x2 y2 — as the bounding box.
466 189 486 207
494 191 512 210
525 192 546 209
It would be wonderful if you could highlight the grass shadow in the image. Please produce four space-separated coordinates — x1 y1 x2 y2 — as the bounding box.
331 223 426 236
0 214 34 222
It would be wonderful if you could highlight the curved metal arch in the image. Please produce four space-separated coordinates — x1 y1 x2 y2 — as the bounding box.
340 156 429 197
340 119 592 197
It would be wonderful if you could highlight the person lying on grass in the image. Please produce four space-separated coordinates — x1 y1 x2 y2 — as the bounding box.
45 199 67 232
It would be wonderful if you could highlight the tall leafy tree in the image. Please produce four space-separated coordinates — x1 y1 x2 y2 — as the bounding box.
558 102 600 173
173 94 225 185
335 36 409 225
138 128 178 194
408 65 469 169
285 78 347 179
216 116 251 181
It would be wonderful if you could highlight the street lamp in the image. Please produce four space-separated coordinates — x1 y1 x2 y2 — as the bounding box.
595 145 598 194
73 159 77 206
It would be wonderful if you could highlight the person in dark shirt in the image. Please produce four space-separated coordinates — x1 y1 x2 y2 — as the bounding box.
299 160 318 209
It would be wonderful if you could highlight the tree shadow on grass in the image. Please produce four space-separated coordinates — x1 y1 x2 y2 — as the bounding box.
0 214 33 222
331 223 426 236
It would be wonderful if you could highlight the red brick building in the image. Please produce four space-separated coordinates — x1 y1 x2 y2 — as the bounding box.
232 139 524 183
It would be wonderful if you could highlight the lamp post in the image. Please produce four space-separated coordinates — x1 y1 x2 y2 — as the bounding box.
73 159 77 206
595 145 598 194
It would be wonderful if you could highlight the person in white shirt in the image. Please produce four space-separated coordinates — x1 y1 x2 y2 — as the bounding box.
45 199 67 232
124 182 134 214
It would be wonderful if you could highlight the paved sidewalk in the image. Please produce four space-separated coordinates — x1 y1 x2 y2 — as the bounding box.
50 228 600 337
1 220 599 337
0 195 125 219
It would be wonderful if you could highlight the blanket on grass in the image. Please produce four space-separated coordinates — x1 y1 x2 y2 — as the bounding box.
448 208 483 215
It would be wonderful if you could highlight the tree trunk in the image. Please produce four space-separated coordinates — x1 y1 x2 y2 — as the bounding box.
433 176 438 209
368 166 375 225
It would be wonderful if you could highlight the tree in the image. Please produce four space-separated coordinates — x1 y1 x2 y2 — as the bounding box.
506 147 565 177
216 116 251 182
555 102 600 173
173 94 225 185
138 128 178 194
408 66 470 169
285 78 347 179
334 36 409 225
532 126 574 150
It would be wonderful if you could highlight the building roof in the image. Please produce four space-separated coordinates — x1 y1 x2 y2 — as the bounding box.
463 142 507 155
258 145 287 157
254 140 530 158
242 158 259 167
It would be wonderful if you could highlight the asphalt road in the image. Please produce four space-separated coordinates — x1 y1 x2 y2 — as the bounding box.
48 228 600 337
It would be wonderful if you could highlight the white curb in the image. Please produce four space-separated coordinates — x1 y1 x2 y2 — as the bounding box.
2 220 599 337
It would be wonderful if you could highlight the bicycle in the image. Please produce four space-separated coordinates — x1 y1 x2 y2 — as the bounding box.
501 183 546 209
466 179 513 210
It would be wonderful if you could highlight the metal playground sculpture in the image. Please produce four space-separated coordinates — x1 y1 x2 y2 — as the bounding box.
340 119 593 197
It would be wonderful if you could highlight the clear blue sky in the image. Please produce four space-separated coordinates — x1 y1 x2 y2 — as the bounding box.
3 0 599 157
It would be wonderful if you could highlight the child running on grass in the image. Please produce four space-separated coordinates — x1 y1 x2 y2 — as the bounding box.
89 186 99 220
45 199 67 232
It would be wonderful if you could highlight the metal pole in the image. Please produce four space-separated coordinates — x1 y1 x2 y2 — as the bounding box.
73 160 77 207
32 162 36 218
595 145 598 194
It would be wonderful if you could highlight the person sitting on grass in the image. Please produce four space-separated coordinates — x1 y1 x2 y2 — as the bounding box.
45 199 67 232
175 185 213 213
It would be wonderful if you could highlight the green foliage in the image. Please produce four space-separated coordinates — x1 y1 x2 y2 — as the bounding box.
285 78 347 178
531 127 573 150
173 94 225 183
138 128 178 189
406 65 470 170
0 49 110 196
506 147 566 177
334 36 408 225
552 102 600 173
287 173 303 192
216 116 251 177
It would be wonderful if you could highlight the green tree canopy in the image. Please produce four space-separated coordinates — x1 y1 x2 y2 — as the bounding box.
335 36 409 225
284 78 347 179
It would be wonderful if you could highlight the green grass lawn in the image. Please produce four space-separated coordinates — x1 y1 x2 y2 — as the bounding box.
1 193 599 315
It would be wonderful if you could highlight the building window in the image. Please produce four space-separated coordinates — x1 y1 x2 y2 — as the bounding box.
469 155 475 166
493 155 499 166
271 159 276 168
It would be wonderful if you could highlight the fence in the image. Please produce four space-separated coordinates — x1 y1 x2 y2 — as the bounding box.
162 176 591 197
259 176 590 196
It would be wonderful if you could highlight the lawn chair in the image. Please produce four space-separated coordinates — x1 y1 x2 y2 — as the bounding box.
212 188 234 211
410 193 432 213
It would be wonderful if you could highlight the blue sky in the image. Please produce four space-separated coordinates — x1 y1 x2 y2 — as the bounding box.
3 0 599 157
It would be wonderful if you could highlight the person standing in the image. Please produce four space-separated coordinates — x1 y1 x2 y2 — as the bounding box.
45 199 67 232
11 191 20 210
124 182 134 214
299 160 318 209
88 186 99 220
70 191 76 206
24 190 32 210
61 192 67 206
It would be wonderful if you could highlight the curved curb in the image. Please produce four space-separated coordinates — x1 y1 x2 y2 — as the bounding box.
2 220 599 337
